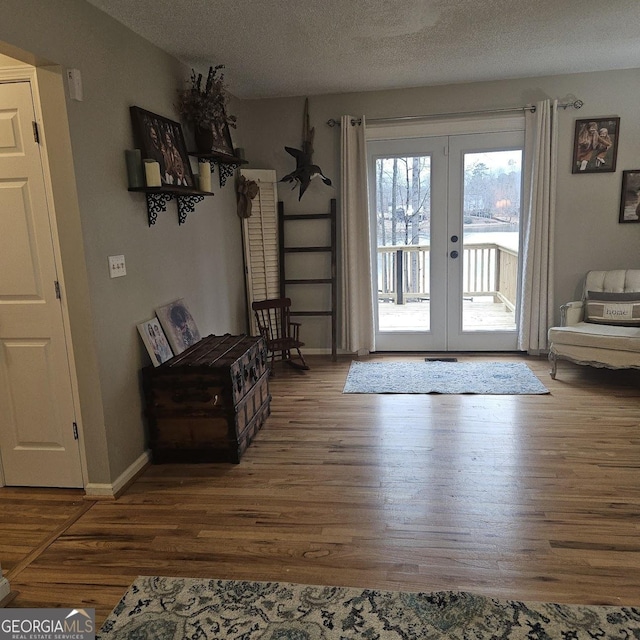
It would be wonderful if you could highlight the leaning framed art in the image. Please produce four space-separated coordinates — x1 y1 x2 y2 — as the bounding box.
137 317 174 366
572 116 620 174
155 298 201 355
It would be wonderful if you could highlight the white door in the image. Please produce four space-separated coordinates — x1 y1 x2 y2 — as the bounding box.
0 80 83 487
369 130 523 351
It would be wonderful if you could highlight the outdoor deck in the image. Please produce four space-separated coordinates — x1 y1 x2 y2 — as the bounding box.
378 295 516 332
377 239 518 332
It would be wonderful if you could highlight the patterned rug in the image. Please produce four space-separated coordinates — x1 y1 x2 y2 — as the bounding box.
97 577 639 639
342 361 549 394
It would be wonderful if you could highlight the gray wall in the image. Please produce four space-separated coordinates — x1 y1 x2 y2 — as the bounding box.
1 0 246 485
238 70 640 348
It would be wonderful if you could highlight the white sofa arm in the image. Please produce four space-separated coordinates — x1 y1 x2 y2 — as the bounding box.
560 301 584 326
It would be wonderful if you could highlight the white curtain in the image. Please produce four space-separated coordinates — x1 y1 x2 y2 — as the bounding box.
340 115 374 354
517 99 558 353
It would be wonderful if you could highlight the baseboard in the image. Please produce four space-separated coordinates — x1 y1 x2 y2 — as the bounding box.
84 449 151 500
303 348 351 355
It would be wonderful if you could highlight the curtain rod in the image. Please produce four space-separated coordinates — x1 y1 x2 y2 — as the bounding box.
326 99 584 127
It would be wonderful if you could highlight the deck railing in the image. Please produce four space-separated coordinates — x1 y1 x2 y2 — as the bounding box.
377 243 518 309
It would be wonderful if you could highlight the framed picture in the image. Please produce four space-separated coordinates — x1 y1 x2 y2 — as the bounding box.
210 118 235 157
137 317 174 366
572 116 620 174
130 106 196 188
619 170 640 223
155 298 201 355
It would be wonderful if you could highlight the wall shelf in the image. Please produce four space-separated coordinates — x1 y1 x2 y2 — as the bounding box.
128 186 214 226
188 151 248 187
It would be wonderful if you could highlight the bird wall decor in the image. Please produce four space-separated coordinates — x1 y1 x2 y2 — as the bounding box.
280 98 332 200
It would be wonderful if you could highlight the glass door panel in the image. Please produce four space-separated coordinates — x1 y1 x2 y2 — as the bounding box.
375 155 431 331
368 137 448 351
462 149 521 331
447 132 524 350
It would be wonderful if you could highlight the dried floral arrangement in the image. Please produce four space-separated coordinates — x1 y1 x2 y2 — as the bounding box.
176 64 236 130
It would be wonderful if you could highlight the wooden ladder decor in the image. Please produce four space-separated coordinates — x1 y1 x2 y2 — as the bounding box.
278 199 337 359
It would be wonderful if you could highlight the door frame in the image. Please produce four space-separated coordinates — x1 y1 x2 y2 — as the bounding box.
366 115 525 352
0 66 87 487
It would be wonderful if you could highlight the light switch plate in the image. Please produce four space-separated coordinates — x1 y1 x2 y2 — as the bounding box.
108 255 126 278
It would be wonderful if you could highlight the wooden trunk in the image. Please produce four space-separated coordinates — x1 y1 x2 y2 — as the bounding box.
142 334 270 463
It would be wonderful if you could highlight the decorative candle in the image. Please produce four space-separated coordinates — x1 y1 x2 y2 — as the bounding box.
198 161 212 192
144 159 162 187
125 149 144 188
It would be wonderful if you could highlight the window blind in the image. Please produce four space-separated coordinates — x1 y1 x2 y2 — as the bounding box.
240 169 280 336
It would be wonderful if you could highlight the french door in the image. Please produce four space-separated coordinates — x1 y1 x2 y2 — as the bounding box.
368 129 524 351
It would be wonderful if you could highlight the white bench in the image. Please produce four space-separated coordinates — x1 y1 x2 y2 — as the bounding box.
548 270 640 379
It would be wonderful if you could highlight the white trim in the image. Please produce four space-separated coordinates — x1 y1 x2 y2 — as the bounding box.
302 348 368 356
0 67 36 81
302 347 353 355
32 67 89 486
84 450 151 498
366 115 525 140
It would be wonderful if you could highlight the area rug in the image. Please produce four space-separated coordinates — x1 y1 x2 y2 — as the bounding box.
97 577 639 639
342 361 549 394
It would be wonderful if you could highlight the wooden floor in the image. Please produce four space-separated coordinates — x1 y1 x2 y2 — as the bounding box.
2 353 640 624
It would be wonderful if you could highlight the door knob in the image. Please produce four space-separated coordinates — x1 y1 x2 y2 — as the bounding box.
450 250 459 259
450 235 459 243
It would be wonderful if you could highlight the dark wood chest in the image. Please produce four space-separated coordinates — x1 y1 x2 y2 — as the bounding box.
142 334 270 463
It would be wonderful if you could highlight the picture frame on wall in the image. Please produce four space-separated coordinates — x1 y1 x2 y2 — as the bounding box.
619 170 640 223
130 106 196 188
137 317 174 367
572 116 620 174
210 118 236 157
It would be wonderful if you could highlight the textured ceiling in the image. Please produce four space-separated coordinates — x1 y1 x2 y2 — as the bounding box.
86 0 640 99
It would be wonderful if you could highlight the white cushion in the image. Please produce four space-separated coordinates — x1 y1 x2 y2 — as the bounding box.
549 322 640 353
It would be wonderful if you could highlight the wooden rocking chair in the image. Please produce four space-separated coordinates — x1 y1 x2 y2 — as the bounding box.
252 297 309 373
